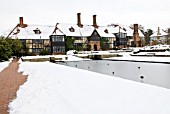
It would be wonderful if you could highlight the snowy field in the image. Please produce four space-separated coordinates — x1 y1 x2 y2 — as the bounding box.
0 59 12 72
9 60 170 114
0 61 9 72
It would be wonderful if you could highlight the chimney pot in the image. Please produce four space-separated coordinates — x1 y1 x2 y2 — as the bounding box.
19 17 27 28
77 13 83 28
19 17 23 27
134 24 138 33
157 27 160 35
93 15 98 28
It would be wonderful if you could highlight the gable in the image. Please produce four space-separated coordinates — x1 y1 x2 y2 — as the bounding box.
88 29 101 41
91 30 101 38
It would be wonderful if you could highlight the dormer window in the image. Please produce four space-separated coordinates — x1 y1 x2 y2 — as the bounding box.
13 28 20 35
33 28 41 34
104 29 109 34
69 26 75 32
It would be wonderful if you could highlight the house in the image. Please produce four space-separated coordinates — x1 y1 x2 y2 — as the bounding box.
51 13 116 52
95 26 116 50
6 13 143 55
124 24 145 47
6 17 55 55
110 24 128 48
150 27 168 45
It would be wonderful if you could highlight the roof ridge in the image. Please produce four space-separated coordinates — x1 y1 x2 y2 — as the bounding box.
26 24 55 27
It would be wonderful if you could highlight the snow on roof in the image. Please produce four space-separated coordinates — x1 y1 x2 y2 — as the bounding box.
123 26 133 36
8 24 55 39
53 23 95 37
109 25 127 33
9 61 170 114
79 25 94 36
150 30 167 37
54 23 117 37
55 23 82 36
96 26 115 37
52 27 65 36
6 22 146 39
123 26 144 37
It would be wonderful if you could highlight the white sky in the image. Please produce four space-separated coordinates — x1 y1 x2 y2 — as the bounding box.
0 0 170 34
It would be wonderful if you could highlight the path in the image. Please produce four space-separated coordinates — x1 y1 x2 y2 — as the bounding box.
0 59 27 114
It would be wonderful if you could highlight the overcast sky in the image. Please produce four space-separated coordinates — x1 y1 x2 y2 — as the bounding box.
0 0 170 34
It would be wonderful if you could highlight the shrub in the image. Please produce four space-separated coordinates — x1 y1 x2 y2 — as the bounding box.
0 37 12 61
39 49 48 55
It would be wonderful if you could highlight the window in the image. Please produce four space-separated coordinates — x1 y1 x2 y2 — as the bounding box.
90 36 100 41
32 48 42 53
32 39 43 43
53 46 65 52
20 39 26 48
115 33 127 38
74 43 83 47
53 37 62 42
20 39 26 43
74 37 82 40
33 28 41 34
69 26 75 32
104 29 109 34
51 35 64 42
26 40 32 44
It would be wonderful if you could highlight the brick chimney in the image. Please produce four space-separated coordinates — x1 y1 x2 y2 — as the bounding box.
19 17 23 27
157 27 161 40
134 24 138 33
18 17 27 28
93 15 98 28
133 24 141 47
77 13 83 28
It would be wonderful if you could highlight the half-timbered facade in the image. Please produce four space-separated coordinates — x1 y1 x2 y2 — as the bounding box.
6 13 144 55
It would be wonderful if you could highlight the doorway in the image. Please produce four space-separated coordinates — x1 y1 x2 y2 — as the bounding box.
94 44 97 51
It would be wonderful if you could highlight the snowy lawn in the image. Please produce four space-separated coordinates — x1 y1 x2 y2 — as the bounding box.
0 59 12 72
21 55 90 61
9 61 170 114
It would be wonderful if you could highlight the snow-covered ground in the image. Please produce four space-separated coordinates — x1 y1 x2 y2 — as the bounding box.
21 55 90 61
0 58 12 72
21 50 170 62
9 61 170 114
0 61 9 72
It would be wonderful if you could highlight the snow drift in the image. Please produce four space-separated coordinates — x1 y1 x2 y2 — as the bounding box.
9 61 170 114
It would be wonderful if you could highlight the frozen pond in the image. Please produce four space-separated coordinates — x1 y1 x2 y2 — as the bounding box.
56 60 170 89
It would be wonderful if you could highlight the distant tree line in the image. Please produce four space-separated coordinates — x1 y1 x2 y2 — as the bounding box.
0 36 22 61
